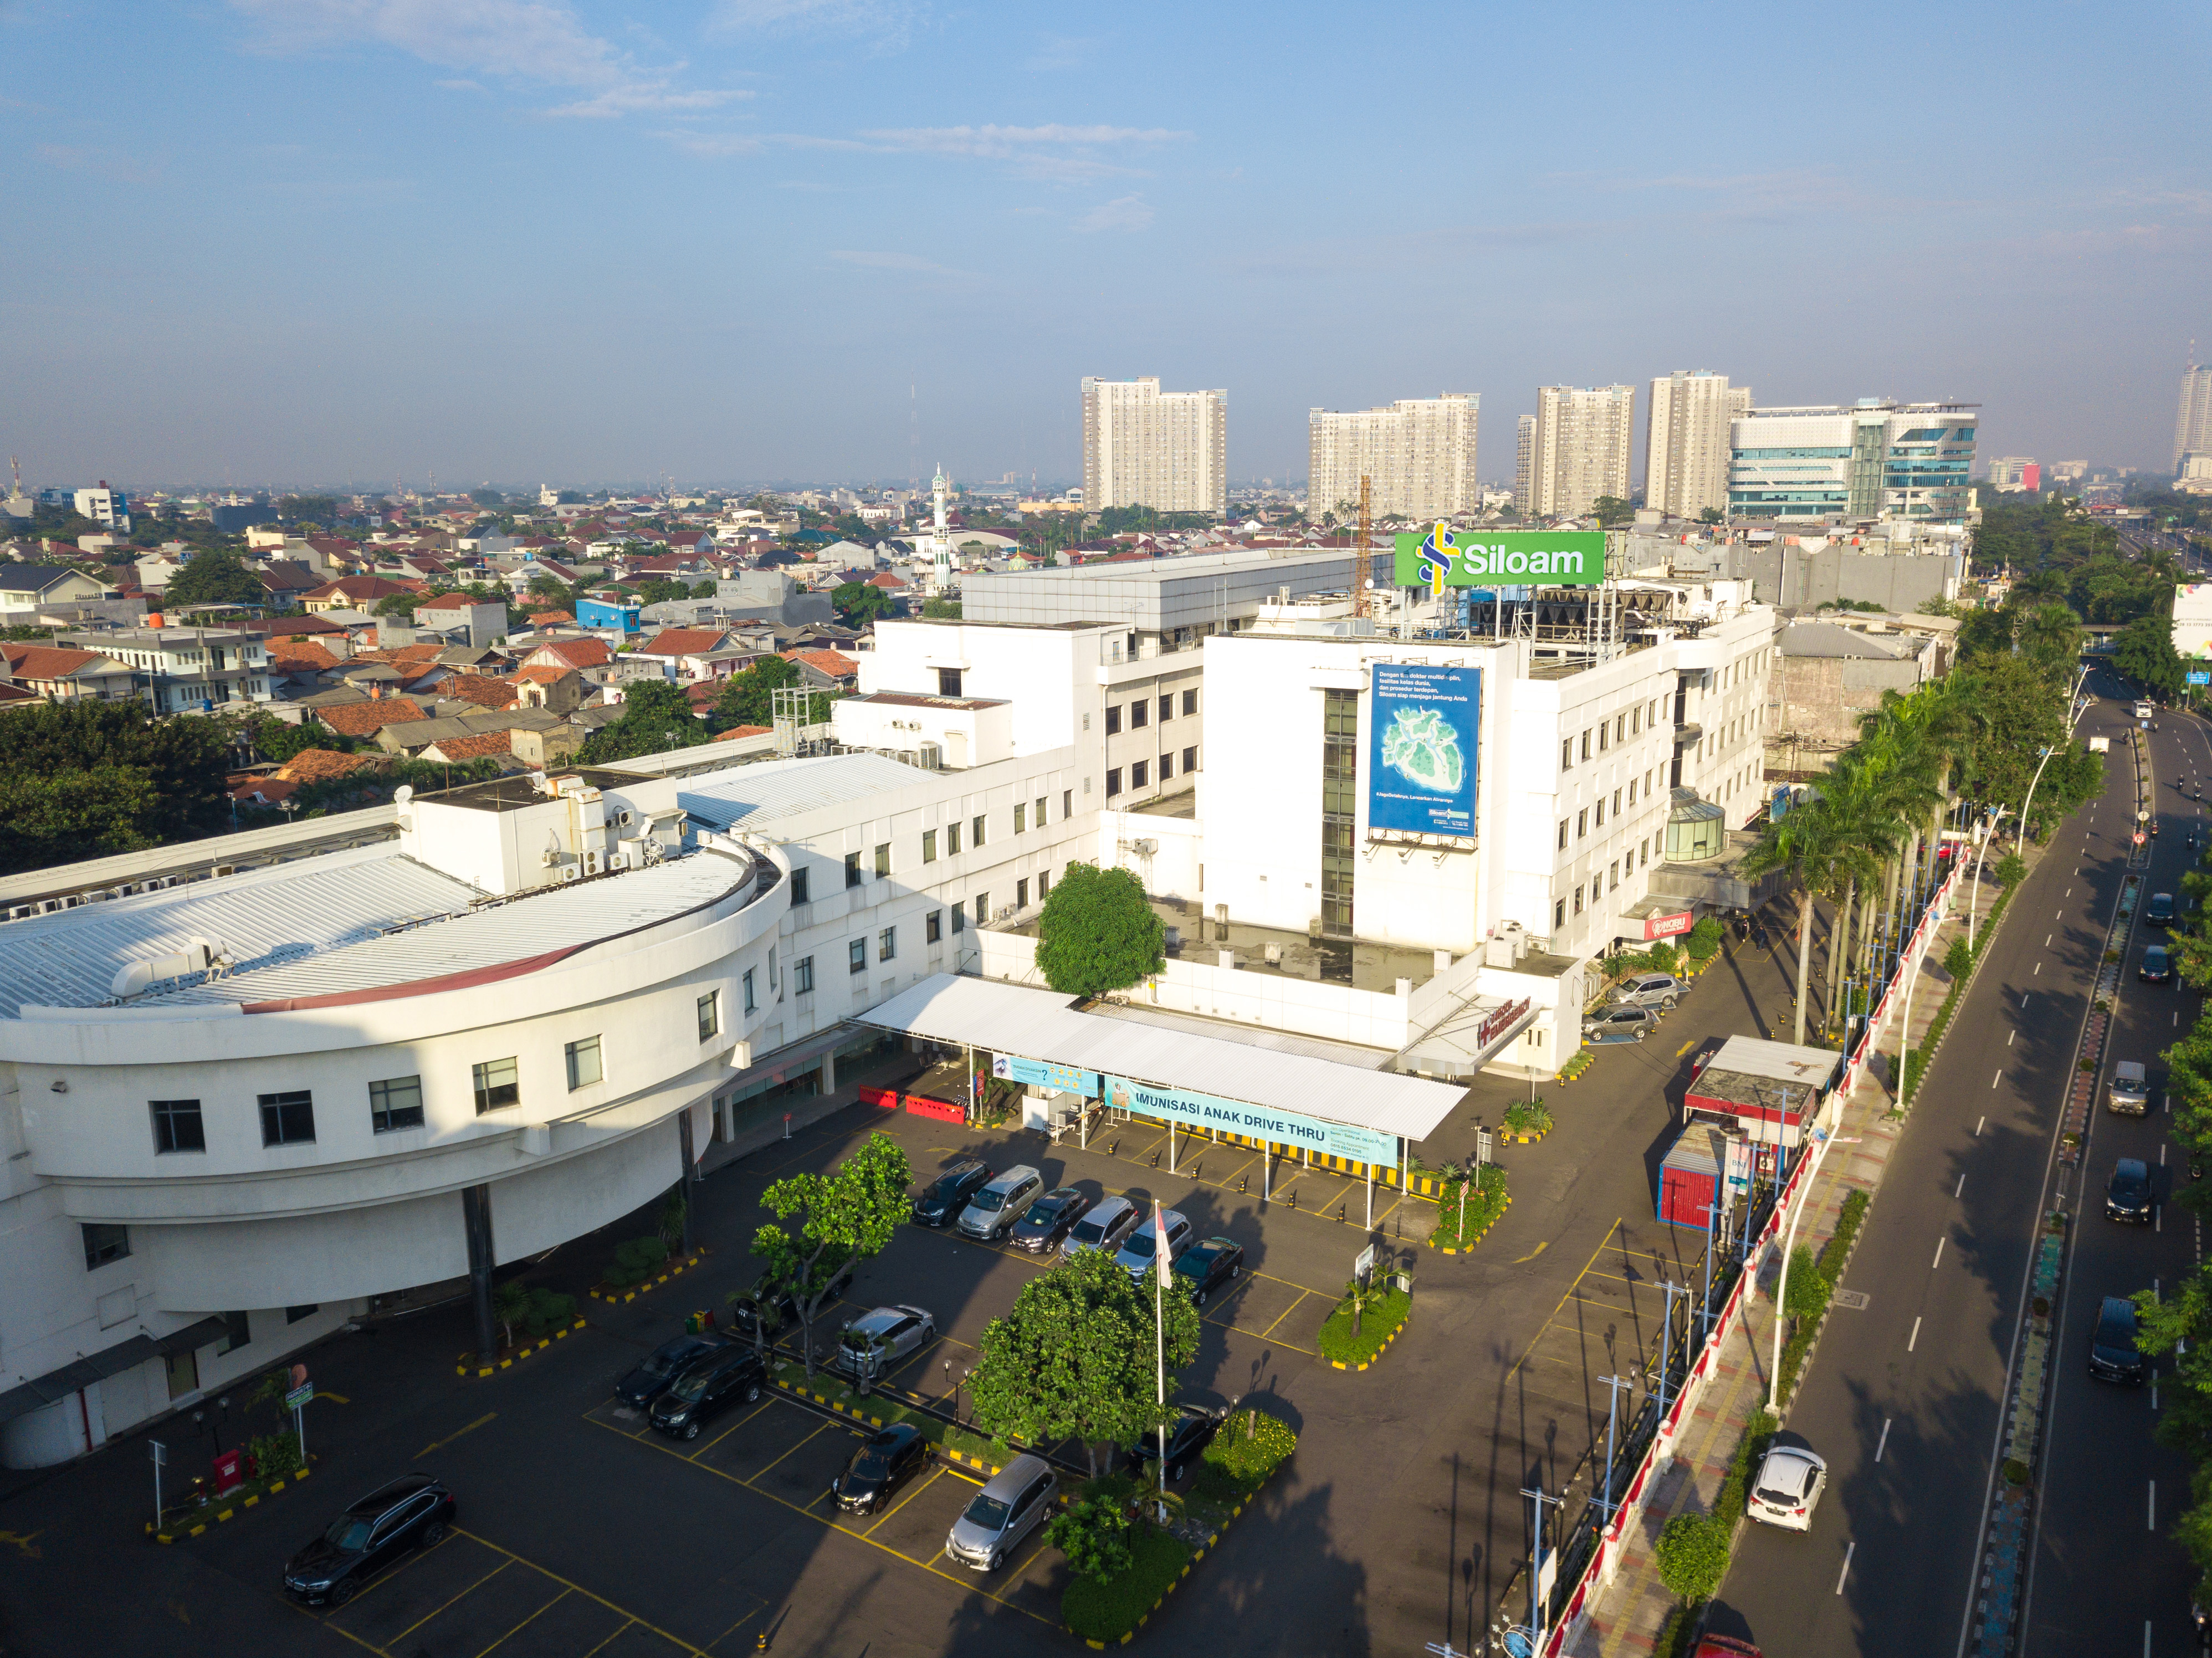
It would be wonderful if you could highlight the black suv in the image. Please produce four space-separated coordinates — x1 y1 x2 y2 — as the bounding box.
1008 1187 1092 1253
912 1160 994 1227
2107 1157 2155 1224
725 1253 857 1344
2148 892 2178 928
615 1332 733 1410
283 1474 454 1606
649 1347 767 1440
2088 1295 2148 1384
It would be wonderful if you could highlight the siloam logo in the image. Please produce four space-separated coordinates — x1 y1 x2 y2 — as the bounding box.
1398 525 1606 590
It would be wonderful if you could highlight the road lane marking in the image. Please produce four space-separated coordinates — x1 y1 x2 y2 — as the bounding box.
2151 1481 2157 1530
1510 1241 1549 1264
1933 1237 1946 1270
1836 1539 1855 1594
2046 934 2053 945
2035 963 2042 975
1908 1317 1922 1351
1956 1173 1967 1198
1676 1039 1696 1058
417 1411 497 1458
1875 1418 1891 1462
2162 1143 2168 1165
2022 992 2031 1007
1993 1071 2003 1088
1977 1116 1986 1135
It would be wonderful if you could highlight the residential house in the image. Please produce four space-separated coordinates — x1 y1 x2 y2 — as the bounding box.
57 626 273 712
0 644 139 703
509 664 585 714
523 637 615 677
418 730 516 765
301 576 419 613
313 697 429 742
0 565 110 617
413 593 509 648
634 627 734 682
782 647 860 691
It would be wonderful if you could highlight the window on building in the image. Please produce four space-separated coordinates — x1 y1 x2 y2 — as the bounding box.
1581 729 1591 760
1035 795 1047 826
1632 705 1642 734
1558 818 1569 851
151 1098 204 1154
1105 704 1122 734
936 666 962 697
216 1311 252 1355
1182 689 1198 716
697 991 720 1041
1573 884 1585 915
1063 789 1073 817
1554 898 1567 929
1610 860 1620 892
1182 745 1197 774
1131 699 1148 729
1560 738 1573 771
742 969 757 1013
1645 769 1654 796
1160 694 1174 721
1159 751 1173 780
926 910 941 944
1106 769 1122 797
1014 803 1026 833
369 1076 425 1133
848 939 867 974
794 956 815 994
1039 871 1051 900
472 1057 519 1114
1016 877 1030 909
1132 760 1149 788
259 1090 316 1146
1613 787 1622 815
947 821 962 855
1618 714 1628 743
790 866 811 905
874 842 890 878
844 851 862 889
1628 779 1637 806
286 1304 319 1325
952 904 965 934
1598 722 1607 752
878 928 895 962
82 1222 129 1270
1595 799 1605 827
971 814 986 848
974 894 990 927
1577 808 1588 838
565 1036 603 1091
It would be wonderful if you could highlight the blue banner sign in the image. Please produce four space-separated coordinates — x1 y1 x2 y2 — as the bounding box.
1102 1074 1399 1168
2190 672 2210 687
1368 662 1480 838
992 1054 1100 1094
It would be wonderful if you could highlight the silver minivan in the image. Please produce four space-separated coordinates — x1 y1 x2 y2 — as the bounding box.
1609 972 1683 1010
1114 1208 1192 1279
958 1165 1044 1241
945 1452 1057 1572
2109 1060 2151 1116
1061 1194 1141 1260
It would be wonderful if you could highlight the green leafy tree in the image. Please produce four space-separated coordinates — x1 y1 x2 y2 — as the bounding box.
710 656 833 730
2114 613 2185 700
1035 862 1165 997
1698 506 1724 524
633 575 692 608
1590 494 1636 527
690 579 719 598
0 767 163 871
749 1132 913 1378
921 596 962 619
228 710 354 765
1048 1496 1135 1582
162 551 265 610
0 702 233 874
831 582 897 626
968 1245 1200 1476
577 680 711 763
468 488 505 510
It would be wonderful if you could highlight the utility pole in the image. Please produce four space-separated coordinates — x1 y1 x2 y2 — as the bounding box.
1519 1482 1567 1654
1596 1373 1631 1526
1353 475 1373 620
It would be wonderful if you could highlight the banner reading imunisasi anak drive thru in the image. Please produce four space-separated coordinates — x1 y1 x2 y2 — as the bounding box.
1103 1075 1399 1168
1368 662 1478 838
1394 524 1606 591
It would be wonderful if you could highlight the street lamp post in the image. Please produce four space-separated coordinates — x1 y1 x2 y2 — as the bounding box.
1768 1128 1835 1412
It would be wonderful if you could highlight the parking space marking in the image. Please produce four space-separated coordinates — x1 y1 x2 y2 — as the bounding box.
477 1585 571 1656
1506 1219 1623 1384
748 1419 834 1481
384 1559 515 1646
454 1529 713 1656
1258 1290 1314 1342
690 1394 781 1459
864 1463 951 1535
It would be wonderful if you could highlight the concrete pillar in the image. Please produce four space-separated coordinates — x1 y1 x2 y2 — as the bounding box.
462 1183 496 1360
821 1049 837 1093
678 1106 697 1256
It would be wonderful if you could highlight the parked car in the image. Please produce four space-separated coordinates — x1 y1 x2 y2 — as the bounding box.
2141 945 2174 984
912 1160 994 1228
615 1332 733 1409
2088 1294 2148 1384
1008 1187 1092 1253
1584 1006 1655 1045
1061 1194 1141 1261
282 1475 454 1606
957 1165 1046 1242
1747 1442 1827 1531
2107 1157 2155 1224
945 1454 1058 1572
1609 972 1684 1010
648 1346 766 1440
1115 1208 1194 1279
1128 1403 1226 1480
833 1305 936 1382
2148 891 2178 928
830 1422 931 1515
724 1252 858 1344
1174 1236 1245 1307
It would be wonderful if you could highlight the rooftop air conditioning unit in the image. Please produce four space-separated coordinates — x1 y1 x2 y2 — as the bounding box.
6 905 33 922
915 743 942 770
560 866 582 883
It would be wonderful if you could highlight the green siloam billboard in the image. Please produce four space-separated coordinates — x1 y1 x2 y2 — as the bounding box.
1392 525 1607 590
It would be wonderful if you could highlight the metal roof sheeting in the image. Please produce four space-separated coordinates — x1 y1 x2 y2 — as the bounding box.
858 974 1467 1143
674 752 931 833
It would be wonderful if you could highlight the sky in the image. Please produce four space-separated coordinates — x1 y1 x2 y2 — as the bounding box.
4 0 2209 493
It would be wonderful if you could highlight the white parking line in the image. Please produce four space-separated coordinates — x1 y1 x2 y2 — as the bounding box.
1875 1417 1891 1462
1976 1116 1986 1135
2150 1481 2158 1531
2009 1030 2016 1046
1836 1539 1855 1595
1933 1237 1946 1270
1993 1071 2003 1088
1956 1173 1967 1198
2035 963 2042 975
2046 934 2053 946
1909 1317 1922 1351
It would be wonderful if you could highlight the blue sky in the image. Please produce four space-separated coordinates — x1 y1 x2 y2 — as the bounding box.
4 0 2208 490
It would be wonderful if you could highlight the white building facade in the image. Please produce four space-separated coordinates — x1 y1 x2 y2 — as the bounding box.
1080 377 1228 516
1729 400 1978 522
1307 394 1480 523
1645 372 1751 520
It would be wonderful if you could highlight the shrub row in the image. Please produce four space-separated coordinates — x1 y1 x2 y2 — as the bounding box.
601 1235 671 1288
1653 1406 1778 1604
1431 1165 1509 1250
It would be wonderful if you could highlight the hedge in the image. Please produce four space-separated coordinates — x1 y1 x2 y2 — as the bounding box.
1061 1524 1192 1643
601 1235 670 1288
1194 1408 1296 1502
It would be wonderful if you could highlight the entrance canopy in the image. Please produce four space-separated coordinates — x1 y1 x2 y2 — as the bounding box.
858 974 1468 1153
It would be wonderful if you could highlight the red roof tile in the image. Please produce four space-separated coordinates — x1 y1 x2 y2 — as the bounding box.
314 697 427 737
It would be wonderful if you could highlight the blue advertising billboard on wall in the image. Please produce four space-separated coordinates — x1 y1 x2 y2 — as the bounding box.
1368 663 1479 838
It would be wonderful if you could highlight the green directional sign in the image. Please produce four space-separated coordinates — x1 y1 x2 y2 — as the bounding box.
1393 525 1607 590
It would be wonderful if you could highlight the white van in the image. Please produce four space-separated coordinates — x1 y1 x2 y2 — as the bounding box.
2109 1061 2150 1116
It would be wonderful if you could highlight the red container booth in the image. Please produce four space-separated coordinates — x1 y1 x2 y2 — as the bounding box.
1657 1123 1727 1227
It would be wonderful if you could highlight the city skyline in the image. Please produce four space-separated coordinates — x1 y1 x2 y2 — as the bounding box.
3 1 2207 485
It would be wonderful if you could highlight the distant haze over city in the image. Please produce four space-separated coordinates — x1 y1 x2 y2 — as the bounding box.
4 0 2206 486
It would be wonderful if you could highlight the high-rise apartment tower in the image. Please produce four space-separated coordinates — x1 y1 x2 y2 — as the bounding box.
1513 415 1536 514
1306 394 1479 523
1080 377 1227 516
1528 385 1636 519
2176 355 2212 473
1645 371 1750 519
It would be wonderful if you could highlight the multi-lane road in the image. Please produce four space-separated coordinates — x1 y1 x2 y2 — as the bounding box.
1714 679 2202 1656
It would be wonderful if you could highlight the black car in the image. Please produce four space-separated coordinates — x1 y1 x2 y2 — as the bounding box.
829 1422 931 1514
725 1253 857 1344
912 1160 994 1228
648 1347 767 1440
1173 1236 1245 1308
2088 1294 2148 1384
283 1474 454 1606
2107 1156 2155 1224
1008 1187 1092 1253
2148 892 2178 928
615 1332 733 1409
1127 1403 1225 1481
2141 945 2174 984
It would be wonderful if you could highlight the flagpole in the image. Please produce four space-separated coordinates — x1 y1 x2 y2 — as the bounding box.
1155 1201 1169 1518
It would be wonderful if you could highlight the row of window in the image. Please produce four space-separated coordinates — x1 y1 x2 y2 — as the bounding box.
825 791 1076 891
1105 747 1198 798
147 993 728 1154
805 872 1064 990
1562 700 1663 769
1104 688 1199 735
1558 772 1658 847
1552 839 1655 928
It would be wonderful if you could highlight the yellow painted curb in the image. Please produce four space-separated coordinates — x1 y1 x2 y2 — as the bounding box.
588 1248 710 1304
457 1317 587 1378
1326 1303 1411 1371
150 1465 311 1543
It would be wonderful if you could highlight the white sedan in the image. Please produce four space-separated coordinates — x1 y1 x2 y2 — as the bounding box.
1748 1443 1827 1531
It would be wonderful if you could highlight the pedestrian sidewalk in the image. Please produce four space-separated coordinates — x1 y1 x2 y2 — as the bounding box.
1567 854 2020 1655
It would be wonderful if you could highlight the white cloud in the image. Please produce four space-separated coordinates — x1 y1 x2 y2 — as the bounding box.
710 0 919 48
862 122 1185 158
230 1 743 119
1072 194 1152 234
830 249 965 276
